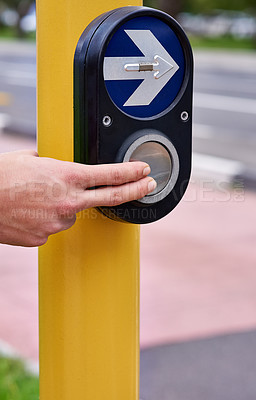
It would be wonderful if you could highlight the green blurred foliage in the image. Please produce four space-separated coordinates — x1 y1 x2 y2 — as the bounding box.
185 0 255 13
189 34 256 49
0 357 39 400
1 0 21 6
144 0 159 8
144 0 256 49
144 0 256 13
0 0 34 37
0 0 33 10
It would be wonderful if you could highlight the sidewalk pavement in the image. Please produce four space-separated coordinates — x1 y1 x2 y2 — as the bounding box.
0 133 256 365
0 183 255 364
141 182 256 347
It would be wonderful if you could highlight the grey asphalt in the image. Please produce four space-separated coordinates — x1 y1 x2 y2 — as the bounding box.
141 330 256 400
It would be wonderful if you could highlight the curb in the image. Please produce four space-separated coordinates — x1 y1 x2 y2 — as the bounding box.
233 169 256 191
192 152 256 190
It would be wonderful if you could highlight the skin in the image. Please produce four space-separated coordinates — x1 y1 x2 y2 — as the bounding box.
0 150 156 247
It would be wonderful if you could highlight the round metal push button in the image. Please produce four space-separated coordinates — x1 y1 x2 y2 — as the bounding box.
123 133 180 204
129 142 172 196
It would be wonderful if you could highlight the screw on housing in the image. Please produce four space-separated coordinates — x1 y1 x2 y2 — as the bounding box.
181 111 189 121
102 115 112 127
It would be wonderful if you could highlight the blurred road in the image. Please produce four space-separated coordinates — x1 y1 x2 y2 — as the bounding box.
0 41 36 136
194 51 256 170
193 51 256 186
0 41 256 182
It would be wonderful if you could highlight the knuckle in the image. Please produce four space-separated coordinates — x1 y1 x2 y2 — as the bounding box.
131 164 141 180
110 189 123 206
135 167 142 180
62 169 78 185
46 221 63 235
56 200 76 216
42 215 76 237
138 182 147 198
133 180 147 201
110 169 123 185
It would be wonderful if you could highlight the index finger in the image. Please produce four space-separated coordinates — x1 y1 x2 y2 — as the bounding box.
71 161 151 188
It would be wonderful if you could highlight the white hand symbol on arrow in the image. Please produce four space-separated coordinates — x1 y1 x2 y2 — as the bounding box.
103 30 180 107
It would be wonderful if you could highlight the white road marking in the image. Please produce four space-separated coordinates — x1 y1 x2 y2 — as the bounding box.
192 152 244 183
194 92 256 115
0 113 10 129
2 70 36 79
5 77 36 87
195 72 256 95
0 61 36 87
0 60 35 71
193 123 215 139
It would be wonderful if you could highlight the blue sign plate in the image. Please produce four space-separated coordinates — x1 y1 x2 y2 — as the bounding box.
103 16 185 119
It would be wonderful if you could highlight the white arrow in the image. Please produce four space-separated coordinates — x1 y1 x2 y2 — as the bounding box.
103 30 180 107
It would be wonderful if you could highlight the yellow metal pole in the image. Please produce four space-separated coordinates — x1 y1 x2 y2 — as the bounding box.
37 1 142 399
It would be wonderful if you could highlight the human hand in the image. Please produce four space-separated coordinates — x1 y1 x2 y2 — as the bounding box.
0 150 156 247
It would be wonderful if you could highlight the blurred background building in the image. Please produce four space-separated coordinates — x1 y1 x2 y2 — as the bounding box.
0 1 256 399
